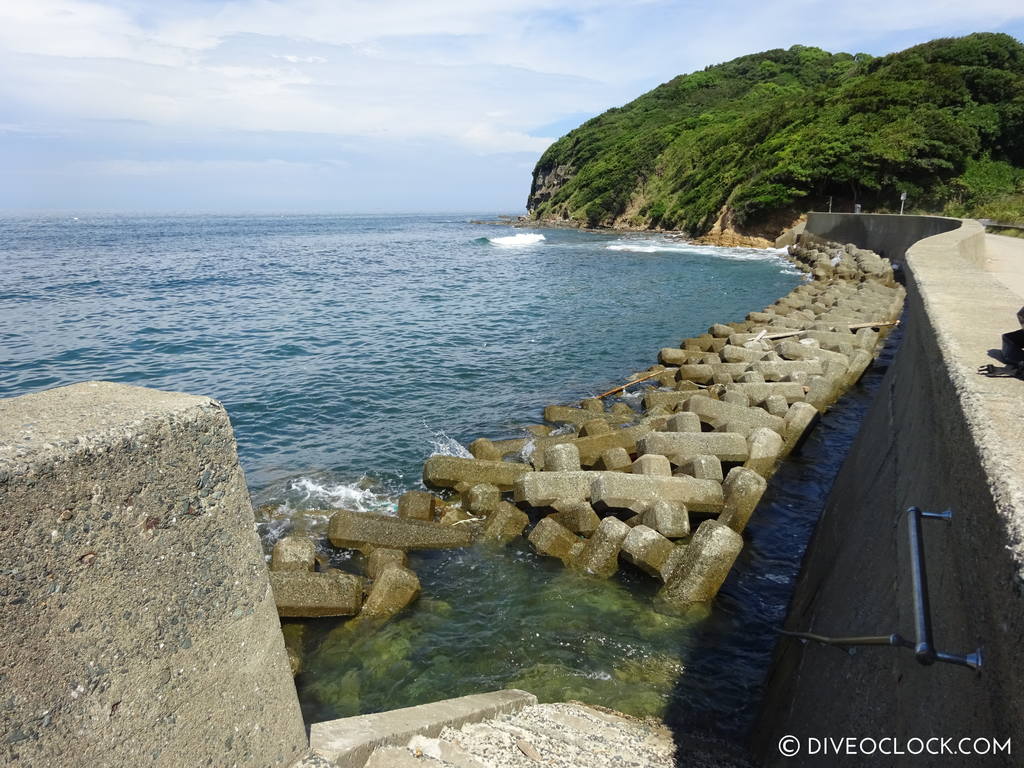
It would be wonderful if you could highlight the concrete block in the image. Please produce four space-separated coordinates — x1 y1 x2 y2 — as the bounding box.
641 499 691 539
620 525 675 577
468 437 529 461
764 394 789 417
580 398 604 412
513 471 599 507
550 501 601 535
398 490 440 521
579 419 612 437
657 520 743 611
272 536 316 572
465 483 500 515
721 344 770 363
366 548 407 580
632 453 673 477
479 501 529 543
722 390 750 407
543 405 629 426
422 455 533 491
360 565 420 619
643 389 697 411
0 382 307 767
745 427 784 477
718 467 768 533
726 381 807 405
683 454 724 483
270 571 363 618
329 510 473 550
527 517 583 566
638 431 749 463
574 516 630 578
310 690 538 766
596 446 633 471
591 473 723 514
666 412 702 432
658 545 689 582
686 394 785 435
544 443 581 472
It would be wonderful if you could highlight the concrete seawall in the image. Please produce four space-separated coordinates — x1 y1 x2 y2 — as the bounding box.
757 215 1024 765
0 382 307 767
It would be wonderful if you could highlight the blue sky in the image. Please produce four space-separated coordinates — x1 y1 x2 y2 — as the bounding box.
2 1 1023 213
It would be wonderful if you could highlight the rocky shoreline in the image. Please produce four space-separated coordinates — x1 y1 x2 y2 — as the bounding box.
472 214 785 249
265 233 905 672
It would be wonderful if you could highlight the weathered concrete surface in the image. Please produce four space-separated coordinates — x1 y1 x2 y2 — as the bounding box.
310 689 538 767
984 233 1024 299
758 218 1024 766
0 382 306 767
329 509 473 550
271 570 363 617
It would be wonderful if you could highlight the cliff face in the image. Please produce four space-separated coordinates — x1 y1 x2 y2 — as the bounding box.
526 33 1024 239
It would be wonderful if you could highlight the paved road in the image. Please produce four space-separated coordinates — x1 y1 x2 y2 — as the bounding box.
985 233 1024 300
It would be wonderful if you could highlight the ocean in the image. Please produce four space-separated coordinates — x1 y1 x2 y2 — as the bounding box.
0 213 886 740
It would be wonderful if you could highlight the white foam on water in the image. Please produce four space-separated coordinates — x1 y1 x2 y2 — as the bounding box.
489 233 546 247
606 237 793 263
428 429 473 458
288 476 394 513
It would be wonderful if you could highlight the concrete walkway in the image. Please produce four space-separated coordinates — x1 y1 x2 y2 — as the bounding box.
985 233 1024 300
360 702 751 768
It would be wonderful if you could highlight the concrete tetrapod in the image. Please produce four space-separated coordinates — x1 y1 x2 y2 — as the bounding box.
657 519 743 612
329 509 474 550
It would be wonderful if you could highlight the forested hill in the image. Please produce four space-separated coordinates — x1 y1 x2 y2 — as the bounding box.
526 33 1024 237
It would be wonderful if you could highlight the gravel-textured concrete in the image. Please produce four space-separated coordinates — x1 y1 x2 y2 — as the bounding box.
0 381 306 767
362 701 752 768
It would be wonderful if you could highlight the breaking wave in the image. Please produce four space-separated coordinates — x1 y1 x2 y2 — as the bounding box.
488 233 546 247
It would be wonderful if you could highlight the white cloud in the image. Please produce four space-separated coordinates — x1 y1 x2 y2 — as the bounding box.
0 0 1022 209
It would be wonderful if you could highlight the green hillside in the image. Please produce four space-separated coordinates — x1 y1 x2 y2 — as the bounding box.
526 33 1024 235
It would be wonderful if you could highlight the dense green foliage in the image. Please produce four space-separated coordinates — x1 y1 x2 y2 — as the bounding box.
527 33 1024 233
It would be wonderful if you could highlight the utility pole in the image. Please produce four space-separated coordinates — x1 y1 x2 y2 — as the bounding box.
900 191 907 215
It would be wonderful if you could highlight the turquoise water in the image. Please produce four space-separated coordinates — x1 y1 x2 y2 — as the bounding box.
1 212 877 742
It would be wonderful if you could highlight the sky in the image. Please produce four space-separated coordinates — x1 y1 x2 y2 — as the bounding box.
2 1 1023 213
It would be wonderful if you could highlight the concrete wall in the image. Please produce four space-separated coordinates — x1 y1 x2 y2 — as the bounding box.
756 218 1024 765
0 382 307 767
801 212 964 263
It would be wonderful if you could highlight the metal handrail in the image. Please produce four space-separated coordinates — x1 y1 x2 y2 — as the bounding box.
779 506 983 673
